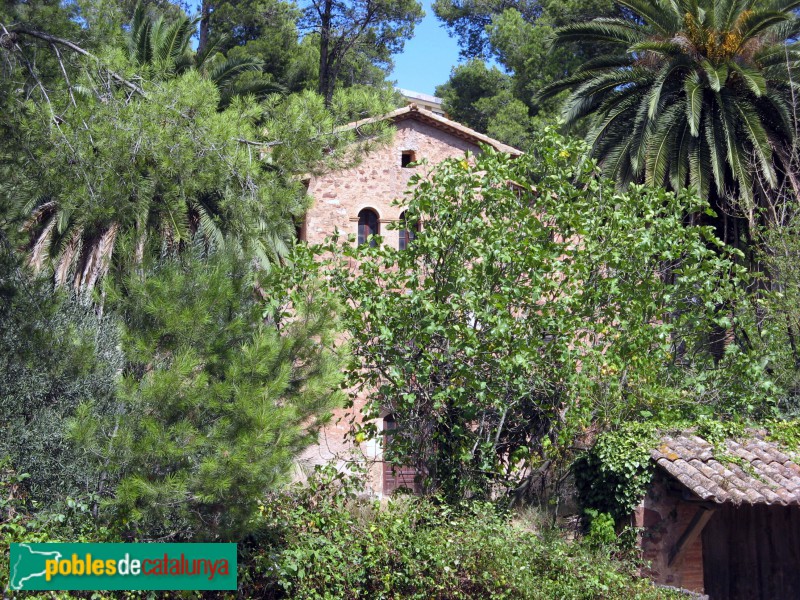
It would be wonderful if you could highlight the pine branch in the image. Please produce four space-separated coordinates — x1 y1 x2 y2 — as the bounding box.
2 25 147 97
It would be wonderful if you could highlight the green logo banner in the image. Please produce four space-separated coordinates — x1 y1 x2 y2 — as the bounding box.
9 543 237 590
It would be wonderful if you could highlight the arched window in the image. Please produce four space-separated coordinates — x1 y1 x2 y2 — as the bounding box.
399 211 419 250
358 208 379 246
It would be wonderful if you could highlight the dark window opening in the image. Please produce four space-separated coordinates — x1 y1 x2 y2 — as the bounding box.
399 211 419 250
295 218 306 242
358 208 379 246
401 151 416 168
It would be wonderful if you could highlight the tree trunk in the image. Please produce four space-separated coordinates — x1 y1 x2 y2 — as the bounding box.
318 0 333 106
198 0 211 56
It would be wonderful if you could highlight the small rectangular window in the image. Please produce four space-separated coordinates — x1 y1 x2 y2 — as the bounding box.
401 151 416 168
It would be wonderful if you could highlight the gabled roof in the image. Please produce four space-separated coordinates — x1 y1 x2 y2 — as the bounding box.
343 104 523 157
652 431 800 506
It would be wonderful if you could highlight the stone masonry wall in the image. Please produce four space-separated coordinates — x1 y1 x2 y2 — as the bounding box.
297 117 482 495
303 119 481 247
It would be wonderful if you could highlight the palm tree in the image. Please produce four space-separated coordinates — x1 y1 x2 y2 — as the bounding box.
127 3 285 107
541 0 800 241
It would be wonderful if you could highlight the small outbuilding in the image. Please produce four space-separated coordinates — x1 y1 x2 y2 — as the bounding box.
634 431 800 599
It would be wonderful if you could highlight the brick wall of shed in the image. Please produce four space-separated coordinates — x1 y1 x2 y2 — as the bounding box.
633 471 705 593
298 118 482 496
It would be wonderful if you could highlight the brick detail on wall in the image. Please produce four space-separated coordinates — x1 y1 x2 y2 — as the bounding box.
633 471 705 593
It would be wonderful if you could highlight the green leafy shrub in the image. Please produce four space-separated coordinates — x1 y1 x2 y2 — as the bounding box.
241 466 686 600
584 509 617 549
0 247 123 505
0 458 113 598
327 129 772 503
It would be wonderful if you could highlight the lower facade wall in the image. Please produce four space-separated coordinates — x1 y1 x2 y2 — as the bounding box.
296 392 386 496
633 472 705 593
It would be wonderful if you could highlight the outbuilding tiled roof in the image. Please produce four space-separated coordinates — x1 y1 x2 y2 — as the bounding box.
652 432 800 506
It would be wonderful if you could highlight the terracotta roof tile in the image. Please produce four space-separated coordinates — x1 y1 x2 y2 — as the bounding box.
651 430 800 506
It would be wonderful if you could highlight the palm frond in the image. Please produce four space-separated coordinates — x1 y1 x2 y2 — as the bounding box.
195 34 228 71
552 19 645 46
29 216 57 272
688 135 712 199
193 203 226 251
205 57 263 89
646 101 685 186
586 94 640 153
758 90 795 143
684 70 704 136
575 55 636 74
669 121 691 190
134 14 153 65
629 40 684 56
729 62 766 96
701 60 728 92
601 135 636 189
732 97 777 187
616 0 681 36
704 105 728 193
154 15 194 67
737 10 793 42
629 96 656 177
648 56 691 118
715 0 749 32
766 0 800 15
218 79 287 108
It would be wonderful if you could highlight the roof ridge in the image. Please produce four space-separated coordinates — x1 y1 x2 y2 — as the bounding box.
339 104 523 157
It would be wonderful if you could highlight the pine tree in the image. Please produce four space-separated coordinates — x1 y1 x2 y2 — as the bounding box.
70 250 346 540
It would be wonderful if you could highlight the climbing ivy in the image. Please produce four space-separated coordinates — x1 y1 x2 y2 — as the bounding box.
573 423 659 521
765 419 800 452
694 416 746 449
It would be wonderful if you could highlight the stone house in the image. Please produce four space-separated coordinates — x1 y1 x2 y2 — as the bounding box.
633 431 800 599
296 104 521 496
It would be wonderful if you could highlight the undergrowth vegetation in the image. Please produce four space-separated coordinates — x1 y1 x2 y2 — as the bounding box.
2 462 687 599
252 468 683 600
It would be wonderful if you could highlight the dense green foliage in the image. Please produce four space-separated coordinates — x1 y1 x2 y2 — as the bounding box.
0 247 122 504
434 0 616 146
324 132 773 503
5 67 393 291
3 0 800 596
0 0 389 552
66 251 346 540
252 468 685 600
575 417 800 523
432 0 542 59
10 74 289 290
301 0 423 105
542 0 800 227
1 462 688 599
573 424 659 521
752 207 800 413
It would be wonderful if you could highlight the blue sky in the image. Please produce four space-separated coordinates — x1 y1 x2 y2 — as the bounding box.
391 0 462 97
